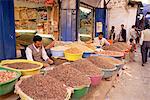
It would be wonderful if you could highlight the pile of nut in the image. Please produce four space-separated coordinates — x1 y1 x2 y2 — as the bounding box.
47 64 91 88
0 71 16 83
3 62 40 70
19 74 67 100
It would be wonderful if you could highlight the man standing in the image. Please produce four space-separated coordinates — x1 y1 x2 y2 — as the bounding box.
140 26 150 66
118 24 126 42
26 35 53 67
109 26 116 41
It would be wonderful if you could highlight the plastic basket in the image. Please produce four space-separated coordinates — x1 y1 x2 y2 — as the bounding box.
82 52 93 58
51 49 64 58
101 67 117 79
0 67 21 95
64 52 83 61
71 86 90 99
90 71 104 86
0 59 43 76
15 76 72 100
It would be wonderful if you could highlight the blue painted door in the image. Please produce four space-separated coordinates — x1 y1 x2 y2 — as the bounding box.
95 8 107 38
0 0 16 60
60 0 77 41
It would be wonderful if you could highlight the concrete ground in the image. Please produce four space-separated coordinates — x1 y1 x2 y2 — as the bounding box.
107 49 150 100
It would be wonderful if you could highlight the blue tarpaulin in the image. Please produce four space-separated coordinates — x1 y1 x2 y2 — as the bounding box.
0 0 16 60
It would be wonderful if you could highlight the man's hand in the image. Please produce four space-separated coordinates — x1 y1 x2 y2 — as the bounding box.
43 63 50 68
47 58 54 65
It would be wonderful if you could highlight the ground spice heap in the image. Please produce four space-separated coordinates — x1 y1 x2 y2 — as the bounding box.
47 64 91 88
71 59 102 77
3 62 40 70
87 56 115 69
19 74 67 100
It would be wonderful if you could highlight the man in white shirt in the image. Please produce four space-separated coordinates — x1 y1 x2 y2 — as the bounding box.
140 26 150 66
94 32 110 47
26 35 53 67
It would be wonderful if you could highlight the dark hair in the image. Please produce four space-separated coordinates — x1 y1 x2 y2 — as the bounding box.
132 25 136 28
112 26 115 29
33 35 42 42
130 38 133 43
98 32 103 36
121 24 124 26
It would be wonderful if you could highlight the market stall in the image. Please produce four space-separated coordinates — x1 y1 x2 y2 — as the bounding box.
14 0 59 58
0 0 133 100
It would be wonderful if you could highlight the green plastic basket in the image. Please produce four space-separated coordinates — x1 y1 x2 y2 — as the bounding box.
0 67 21 95
71 86 89 99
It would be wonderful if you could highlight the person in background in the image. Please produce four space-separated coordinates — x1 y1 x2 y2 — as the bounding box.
135 28 140 45
45 38 56 57
129 25 137 43
109 26 116 41
94 32 110 47
118 24 126 42
26 35 53 67
129 38 136 62
140 26 150 66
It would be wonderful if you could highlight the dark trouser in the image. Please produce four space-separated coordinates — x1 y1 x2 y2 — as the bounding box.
141 41 150 64
135 37 139 44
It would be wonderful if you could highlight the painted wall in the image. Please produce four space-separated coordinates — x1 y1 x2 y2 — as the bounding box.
107 6 138 41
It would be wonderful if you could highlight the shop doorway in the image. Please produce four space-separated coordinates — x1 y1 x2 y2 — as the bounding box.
79 4 94 42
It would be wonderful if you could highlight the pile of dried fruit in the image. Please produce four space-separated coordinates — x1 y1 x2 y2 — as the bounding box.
3 62 40 70
71 59 101 77
19 74 67 100
103 42 130 52
96 50 124 57
102 45 123 52
95 56 123 66
113 42 130 51
0 71 16 83
68 42 95 52
87 56 115 69
65 47 83 54
47 64 91 88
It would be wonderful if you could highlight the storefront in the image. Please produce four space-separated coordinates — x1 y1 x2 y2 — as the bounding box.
14 0 60 58
0 0 59 60
78 3 94 42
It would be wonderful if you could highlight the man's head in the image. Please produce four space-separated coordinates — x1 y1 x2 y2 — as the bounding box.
130 38 134 43
112 26 115 29
33 35 42 48
98 32 103 40
132 25 136 29
121 24 124 29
